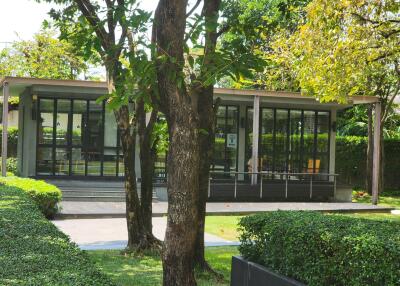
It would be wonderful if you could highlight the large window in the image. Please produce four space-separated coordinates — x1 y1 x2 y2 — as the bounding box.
36 97 123 177
212 105 239 173
246 107 330 175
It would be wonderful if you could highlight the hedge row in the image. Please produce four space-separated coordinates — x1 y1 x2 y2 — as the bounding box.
239 211 400 286
0 185 113 286
0 176 62 218
336 136 400 189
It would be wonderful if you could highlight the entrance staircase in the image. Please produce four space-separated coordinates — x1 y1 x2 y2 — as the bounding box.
46 180 157 202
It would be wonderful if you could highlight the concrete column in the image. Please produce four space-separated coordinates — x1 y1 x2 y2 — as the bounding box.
2 82 9 177
372 102 381 205
251 95 260 185
329 109 337 181
238 104 246 181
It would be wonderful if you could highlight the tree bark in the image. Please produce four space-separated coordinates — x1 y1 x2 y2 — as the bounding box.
192 0 222 272
366 105 373 194
137 99 161 248
154 0 200 285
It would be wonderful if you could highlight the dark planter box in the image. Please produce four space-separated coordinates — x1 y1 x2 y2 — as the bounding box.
231 256 306 286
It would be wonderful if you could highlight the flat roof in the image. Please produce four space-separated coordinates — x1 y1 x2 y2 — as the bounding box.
0 76 379 105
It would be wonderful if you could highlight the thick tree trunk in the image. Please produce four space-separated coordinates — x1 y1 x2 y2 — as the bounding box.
162 110 200 286
153 0 199 284
366 105 373 194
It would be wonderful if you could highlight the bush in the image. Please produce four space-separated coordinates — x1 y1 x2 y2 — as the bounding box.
0 177 62 218
0 126 18 157
0 157 18 175
239 211 400 286
0 185 113 286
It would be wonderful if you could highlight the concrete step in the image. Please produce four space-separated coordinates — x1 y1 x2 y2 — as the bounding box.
62 196 126 202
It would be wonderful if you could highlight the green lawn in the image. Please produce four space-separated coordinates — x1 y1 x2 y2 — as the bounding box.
88 246 239 286
353 189 400 209
205 216 242 241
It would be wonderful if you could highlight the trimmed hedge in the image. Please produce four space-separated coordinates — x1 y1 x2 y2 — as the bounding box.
239 211 400 286
336 136 400 189
0 177 62 218
0 185 113 286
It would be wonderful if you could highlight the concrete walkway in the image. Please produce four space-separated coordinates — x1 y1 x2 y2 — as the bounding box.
52 217 239 250
57 201 393 218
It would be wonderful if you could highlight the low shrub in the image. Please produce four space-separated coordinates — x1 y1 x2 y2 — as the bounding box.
0 126 18 157
239 211 400 286
0 185 113 286
0 177 62 218
0 157 18 175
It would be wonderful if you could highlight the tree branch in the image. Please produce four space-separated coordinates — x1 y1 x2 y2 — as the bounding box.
186 0 202 18
74 0 109 50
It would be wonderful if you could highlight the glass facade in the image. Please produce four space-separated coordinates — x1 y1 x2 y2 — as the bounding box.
246 107 330 175
36 97 123 177
212 105 239 173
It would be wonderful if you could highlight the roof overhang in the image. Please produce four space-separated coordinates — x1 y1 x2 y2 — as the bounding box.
1 77 379 106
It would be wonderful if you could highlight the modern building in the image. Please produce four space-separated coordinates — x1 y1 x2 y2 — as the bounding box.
0 77 382 202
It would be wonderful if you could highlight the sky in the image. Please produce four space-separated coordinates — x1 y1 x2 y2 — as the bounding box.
0 0 159 45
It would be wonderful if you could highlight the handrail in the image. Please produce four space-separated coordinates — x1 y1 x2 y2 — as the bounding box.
208 171 338 200
209 171 339 176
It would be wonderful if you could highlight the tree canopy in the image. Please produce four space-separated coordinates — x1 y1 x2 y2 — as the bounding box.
0 29 87 79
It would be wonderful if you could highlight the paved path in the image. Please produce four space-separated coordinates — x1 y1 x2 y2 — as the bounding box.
52 217 238 250
58 201 392 218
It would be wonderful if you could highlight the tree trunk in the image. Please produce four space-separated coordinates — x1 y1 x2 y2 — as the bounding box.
137 104 161 249
162 109 200 286
153 0 199 284
366 105 373 194
193 87 214 268
119 123 146 249
192 0 221 272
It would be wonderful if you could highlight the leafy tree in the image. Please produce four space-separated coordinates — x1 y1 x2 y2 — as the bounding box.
40 0 161 251
288 0 400 197
220 0 310 90
152 0 265 283
0 29 87 79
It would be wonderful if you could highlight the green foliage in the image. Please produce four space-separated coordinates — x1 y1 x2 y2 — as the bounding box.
239 211 400 286
0 29 87 79
0 177 62 218
0 185 113 286
0 127 19 157
289 0 400 103
336 136 400 189
220 0 310 90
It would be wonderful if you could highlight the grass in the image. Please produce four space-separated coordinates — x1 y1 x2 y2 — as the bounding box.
353 189 400 209
205 216 242 241
88 246 239 286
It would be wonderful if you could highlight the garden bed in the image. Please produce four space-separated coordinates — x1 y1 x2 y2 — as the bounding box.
0 184 113 286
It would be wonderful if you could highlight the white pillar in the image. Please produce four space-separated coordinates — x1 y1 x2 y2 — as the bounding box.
372 102 381 205
251 95 260 185
2 82 9 177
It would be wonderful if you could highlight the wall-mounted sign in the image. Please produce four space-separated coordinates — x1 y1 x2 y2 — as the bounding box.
227 133 237 148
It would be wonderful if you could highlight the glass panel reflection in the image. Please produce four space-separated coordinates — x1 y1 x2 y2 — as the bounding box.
103 148 117 176
55 148 69 175
87 101 103 176
56 100 70 145
260 109 274 172
37 147 53 175
72 100 86 146
38 99 54 145
71 148 85 175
